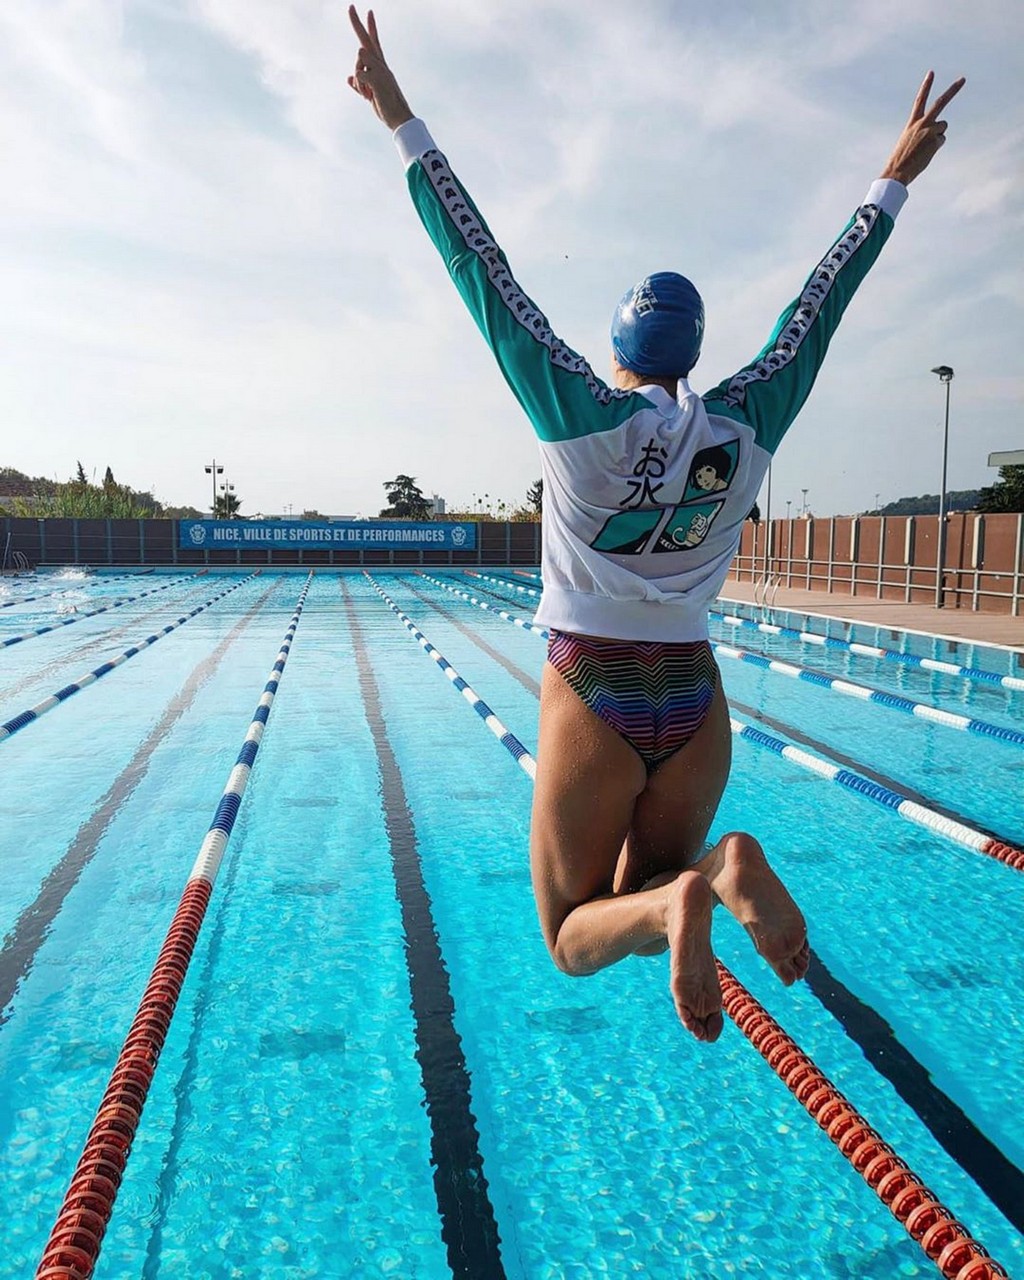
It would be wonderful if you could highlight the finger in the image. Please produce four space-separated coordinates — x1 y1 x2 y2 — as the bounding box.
908 70 934 122
348 4 373 48
924 76 966 122
367 9 385 56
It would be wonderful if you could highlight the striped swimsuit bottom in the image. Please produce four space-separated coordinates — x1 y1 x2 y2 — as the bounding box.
547 630 719 772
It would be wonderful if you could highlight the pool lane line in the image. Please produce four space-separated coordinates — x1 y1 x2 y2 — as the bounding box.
477 572 1024 699
366 576 535 781
430 575 1024 872
0 572 149 611
371 577 1011 1279
710 610 1024 694
710 640 1024 747
347 577 508 1279
1 574 199 649
0 580 282 1028
415 572 549 637
805 952 1024 1236
35 574 312 1280
0 573 259 744
403 580 540 696
727 708 1024 874
402 573 1024 1237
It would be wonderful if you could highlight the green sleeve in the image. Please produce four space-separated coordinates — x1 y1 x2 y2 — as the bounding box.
407 150 647 443
702 203 896 454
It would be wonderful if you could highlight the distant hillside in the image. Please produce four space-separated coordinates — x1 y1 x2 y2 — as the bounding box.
871 490 982 516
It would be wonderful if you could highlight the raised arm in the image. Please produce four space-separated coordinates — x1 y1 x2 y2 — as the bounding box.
346 7 647 444
703 72 965 455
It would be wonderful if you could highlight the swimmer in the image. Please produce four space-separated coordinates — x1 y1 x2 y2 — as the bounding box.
346 8 963 1041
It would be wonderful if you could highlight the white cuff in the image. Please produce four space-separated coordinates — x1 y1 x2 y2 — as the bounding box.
393 118 436 169
864 178 908 219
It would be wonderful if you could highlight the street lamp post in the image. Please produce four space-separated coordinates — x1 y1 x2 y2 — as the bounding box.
931 365 954 608
204 460 223 516
800 487 809 517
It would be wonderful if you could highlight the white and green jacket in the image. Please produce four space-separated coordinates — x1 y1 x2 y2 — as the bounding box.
395 119 907 642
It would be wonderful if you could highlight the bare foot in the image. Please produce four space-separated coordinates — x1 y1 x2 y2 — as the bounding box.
666 871 723 1042
700 833 809 986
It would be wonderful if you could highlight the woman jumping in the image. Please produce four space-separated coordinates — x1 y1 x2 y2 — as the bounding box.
347 7 963 1041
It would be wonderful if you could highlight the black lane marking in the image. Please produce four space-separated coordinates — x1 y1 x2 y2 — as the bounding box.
343 580 506 1279
405 581 541 697
729 696 1020 849
0 581 280 1025
805 951 1024 1234
420 592 1024 1226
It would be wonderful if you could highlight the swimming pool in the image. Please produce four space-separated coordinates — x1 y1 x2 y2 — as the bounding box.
1 569 1021 1277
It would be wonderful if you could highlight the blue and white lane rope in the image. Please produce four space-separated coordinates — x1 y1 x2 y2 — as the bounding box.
364 574 536 781
189 573 313 883
437 573 1024 873
464 570 540 601
0 570 149 610
728 716 1024 872
415 572 549 637
1 574 198 648
710 641 1024 747
710 609 1024 693
0 573 259 743
467 572 1024 740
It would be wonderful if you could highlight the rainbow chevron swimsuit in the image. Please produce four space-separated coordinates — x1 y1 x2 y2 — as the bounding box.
394 119 906 764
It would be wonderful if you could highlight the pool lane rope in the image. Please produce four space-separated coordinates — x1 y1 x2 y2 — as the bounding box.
1 574 200 649
367 574 1009 1280
436 577 1023 748
0 572 149 611
35 573 313 1280
473 572 1024 696
434 575 1024 875
364 574 535 781
711 609 1024 694
708 641 1024 747
0 574 258 744
727 717 1024 873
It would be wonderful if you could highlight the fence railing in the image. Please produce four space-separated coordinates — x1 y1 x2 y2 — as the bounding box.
734 513 1023 615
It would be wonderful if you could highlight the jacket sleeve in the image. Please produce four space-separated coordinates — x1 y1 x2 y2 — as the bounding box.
394 119 647 444
701 180 908 454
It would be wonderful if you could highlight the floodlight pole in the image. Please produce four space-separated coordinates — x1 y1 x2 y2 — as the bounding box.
204 460 224 517
931 367 954 608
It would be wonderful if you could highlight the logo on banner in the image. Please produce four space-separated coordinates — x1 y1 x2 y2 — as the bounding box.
188 523 207 546
451 525 467 547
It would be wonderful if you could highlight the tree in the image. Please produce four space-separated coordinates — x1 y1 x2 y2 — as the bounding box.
301 509 325 520
527 478 543 515
380 474 432 519
102 466 116 491
977 465 1024 514
75 460 88 485
214 490 242 519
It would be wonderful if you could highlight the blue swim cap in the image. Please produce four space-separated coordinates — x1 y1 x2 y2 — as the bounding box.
611 272 705 377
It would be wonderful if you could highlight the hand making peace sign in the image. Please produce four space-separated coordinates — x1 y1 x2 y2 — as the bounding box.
347 7 414 131
881 71 966 186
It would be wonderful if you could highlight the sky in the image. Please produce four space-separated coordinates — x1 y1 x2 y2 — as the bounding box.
1 0 1022 520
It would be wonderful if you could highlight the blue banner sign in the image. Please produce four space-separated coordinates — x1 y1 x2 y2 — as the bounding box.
179 519 476 551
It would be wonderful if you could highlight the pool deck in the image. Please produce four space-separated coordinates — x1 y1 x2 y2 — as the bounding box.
720 578 1024 655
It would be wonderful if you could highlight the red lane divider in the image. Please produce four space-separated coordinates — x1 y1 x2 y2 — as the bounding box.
37 880 212 1279
719 964 1008 1280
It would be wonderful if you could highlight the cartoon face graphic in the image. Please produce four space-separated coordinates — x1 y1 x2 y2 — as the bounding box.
683 441 739 503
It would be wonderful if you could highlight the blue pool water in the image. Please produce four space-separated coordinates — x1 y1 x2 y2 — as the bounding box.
1 569 1022 1277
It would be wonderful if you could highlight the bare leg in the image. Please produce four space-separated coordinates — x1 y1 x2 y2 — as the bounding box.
530 663 732 1040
